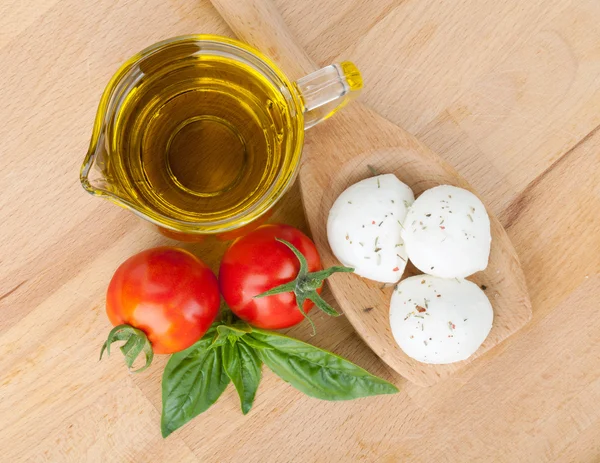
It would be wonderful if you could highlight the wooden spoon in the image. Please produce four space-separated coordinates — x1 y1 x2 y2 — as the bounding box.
210 0 532 386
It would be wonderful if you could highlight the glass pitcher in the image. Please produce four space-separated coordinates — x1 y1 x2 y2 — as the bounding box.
80 35 362 240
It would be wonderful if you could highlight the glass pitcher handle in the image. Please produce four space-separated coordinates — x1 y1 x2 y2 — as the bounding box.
294 61 363 129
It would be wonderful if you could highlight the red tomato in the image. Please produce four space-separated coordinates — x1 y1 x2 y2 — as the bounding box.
106 247 220 354
219 224 322 329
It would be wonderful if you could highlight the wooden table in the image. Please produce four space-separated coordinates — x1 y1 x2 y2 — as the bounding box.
1 0 599 461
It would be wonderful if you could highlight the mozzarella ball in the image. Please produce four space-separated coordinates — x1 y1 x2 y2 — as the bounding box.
401 185 491 278
389 275 493 364
327 174 414 283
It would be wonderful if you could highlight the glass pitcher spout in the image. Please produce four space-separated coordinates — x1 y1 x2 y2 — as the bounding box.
80 50 135 207
80 116 136 211
81 132 109 196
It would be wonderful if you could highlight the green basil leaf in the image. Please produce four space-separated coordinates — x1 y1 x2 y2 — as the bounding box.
240 335 274 350
209 323 252 349
218 322 252 337
209 335 228 350
248 329 398 400
222 341 262 414
161 329 230 438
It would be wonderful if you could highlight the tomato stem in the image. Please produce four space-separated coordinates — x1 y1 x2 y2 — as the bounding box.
100 324 154 373
219 305 235 325
253 239 354 334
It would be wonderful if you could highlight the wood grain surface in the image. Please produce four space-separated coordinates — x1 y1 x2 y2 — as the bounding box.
1 0 599 462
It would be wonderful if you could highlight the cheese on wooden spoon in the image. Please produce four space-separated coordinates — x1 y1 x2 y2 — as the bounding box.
401 185 491 278
327 174 414 283
389 275 493 364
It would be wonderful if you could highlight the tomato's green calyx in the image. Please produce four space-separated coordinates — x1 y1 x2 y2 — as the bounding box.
100 324 154 373
254 239 353 332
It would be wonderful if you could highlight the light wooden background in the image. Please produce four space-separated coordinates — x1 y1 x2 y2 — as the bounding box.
1 0 599 461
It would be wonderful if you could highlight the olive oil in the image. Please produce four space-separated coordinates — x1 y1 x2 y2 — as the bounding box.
106 46 298 229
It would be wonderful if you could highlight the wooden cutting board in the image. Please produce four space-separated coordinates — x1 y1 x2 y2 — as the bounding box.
2 0 600 461
211 0 532 386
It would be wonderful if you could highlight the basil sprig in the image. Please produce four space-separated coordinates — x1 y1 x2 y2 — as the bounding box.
161 322 398 437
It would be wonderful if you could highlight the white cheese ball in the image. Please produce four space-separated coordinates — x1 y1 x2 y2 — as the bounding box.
327 174 414 283
401 185 491 278
389 275 493 364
